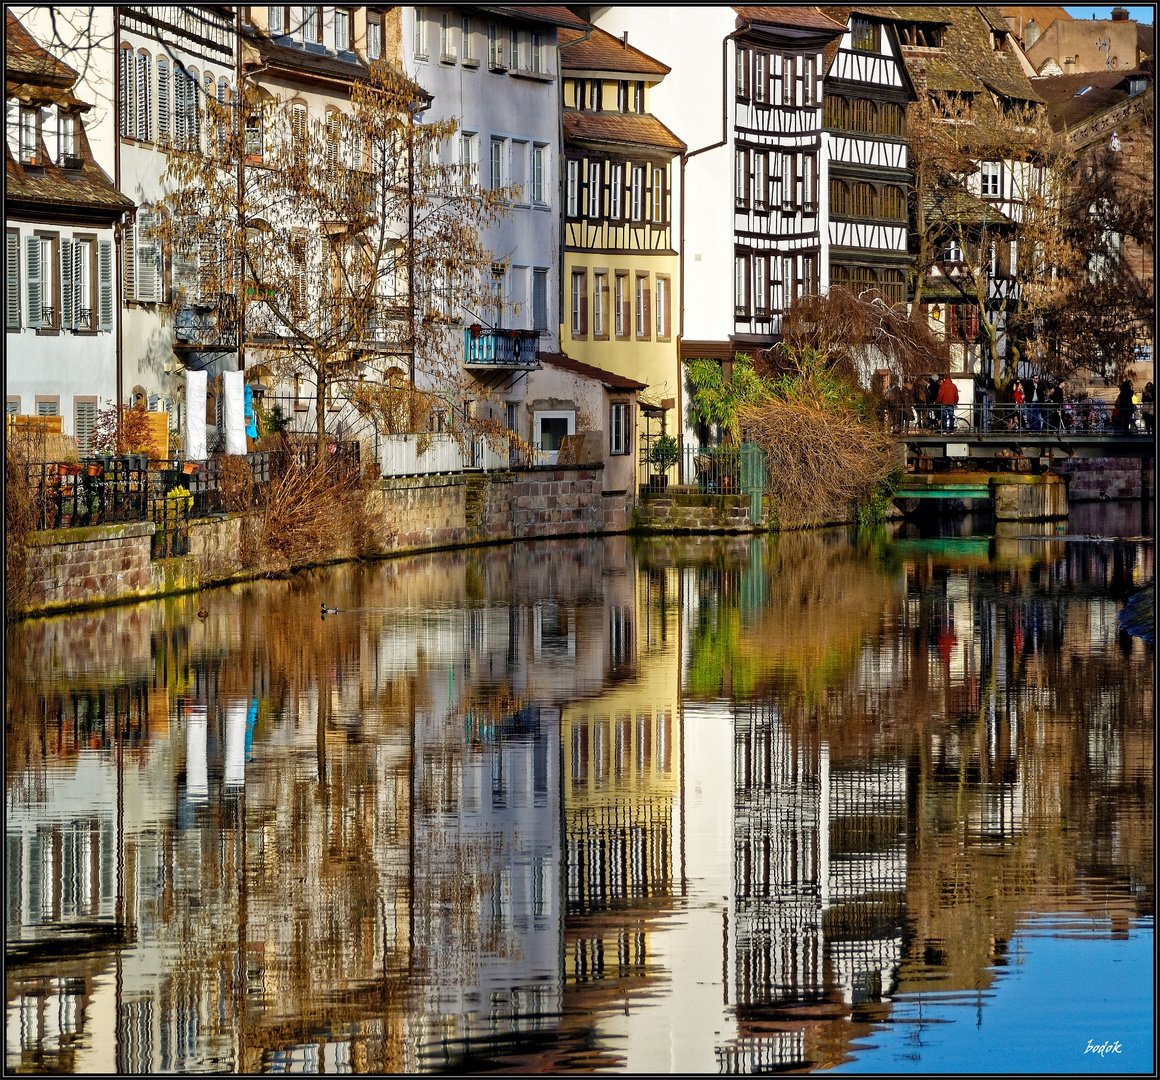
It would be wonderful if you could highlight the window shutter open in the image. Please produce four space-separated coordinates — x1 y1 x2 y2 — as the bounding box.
6 232 19 328
136 210 157 302
74 239 84 325
60 238 74 328
98 239 113 330
157 60 169 138
123 221 136 301
26 236 42 328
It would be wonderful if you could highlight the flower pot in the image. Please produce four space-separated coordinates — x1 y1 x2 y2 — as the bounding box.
61 463 82 477
182 462 199 475
86 463 103 477
470 324 482 337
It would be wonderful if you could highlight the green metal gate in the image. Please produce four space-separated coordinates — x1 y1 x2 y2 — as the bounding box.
739 442 766 525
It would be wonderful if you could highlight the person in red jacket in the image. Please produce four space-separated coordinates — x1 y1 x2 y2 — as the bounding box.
935 375 959 431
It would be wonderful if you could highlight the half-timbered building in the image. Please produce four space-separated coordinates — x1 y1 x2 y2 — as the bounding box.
818 7 916 306
559 25 685 438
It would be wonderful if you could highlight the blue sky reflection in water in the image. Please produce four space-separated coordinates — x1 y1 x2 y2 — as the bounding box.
4 518 1153 1074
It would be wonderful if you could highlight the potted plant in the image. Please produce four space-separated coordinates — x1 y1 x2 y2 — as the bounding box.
60 458 82 477
649 434 680 492
86 461 103 477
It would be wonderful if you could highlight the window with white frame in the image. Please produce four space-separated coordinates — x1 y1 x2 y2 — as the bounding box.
735 253 749 316
652 166 664 223
440 11 454 60
531 144 546 204
755 52 768 103
26 234 55 328
57 111 76 160
942 237 963 263
367 12 382 58
335 8 350 52
980 161 1001 197
782 54 795 105
735 148 749 207
630 166 643 220
754 152 768 209
19 106 38 162
614 272 628 337
754 255 768 316
782 256 795 306
782 153 796 209
566 159 579 216
593 271 607 336
535 411 574 458
587 161 602 218
269 5 285 34
570 270 587 336
803 154 817 210
303 5 321 43
610 402 628 455
531 32 544 74
635 273 650 338
460 131 478 188
488 24 503 70
609 163 623 220
490 136 506 190
413 7 427 59
803 56 815 106
655 274 670 339
461 16 473 60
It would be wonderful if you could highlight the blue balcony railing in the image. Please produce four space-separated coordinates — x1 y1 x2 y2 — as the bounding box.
464 328 539 368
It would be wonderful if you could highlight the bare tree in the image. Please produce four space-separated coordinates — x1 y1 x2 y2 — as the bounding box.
156 59 511 460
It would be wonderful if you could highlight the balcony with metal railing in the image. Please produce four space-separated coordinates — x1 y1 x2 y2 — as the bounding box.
173 292 238 355
464 327 540 369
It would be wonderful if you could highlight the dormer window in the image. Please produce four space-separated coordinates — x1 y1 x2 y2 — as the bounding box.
992 29 1007 51
58 111 77 160
900 23 944 48
851 17 879 51
19 107 39 163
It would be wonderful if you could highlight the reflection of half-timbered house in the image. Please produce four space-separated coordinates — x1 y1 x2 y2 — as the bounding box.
560 25 685 439
819 7 916 304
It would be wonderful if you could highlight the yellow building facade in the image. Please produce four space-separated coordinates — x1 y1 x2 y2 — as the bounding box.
559 27 685 459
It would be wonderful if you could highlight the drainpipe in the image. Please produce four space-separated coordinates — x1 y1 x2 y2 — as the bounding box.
114 8 124 429
677 23 749 479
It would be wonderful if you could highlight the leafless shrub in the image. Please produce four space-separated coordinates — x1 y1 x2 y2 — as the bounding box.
5 435 44 618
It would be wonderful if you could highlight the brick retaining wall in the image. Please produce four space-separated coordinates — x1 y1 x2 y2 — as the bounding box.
25 522 154 613
1052 457 1153 501
633 490 760 532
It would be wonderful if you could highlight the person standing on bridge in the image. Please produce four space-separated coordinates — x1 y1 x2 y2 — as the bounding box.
1048 380 1068 431
1011 378 1026 430
1142 382 1154 436
1027 374 1044 430
1112 379 1135 431
936 375 959 431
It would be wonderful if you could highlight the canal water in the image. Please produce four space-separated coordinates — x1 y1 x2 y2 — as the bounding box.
6 508 1153 1074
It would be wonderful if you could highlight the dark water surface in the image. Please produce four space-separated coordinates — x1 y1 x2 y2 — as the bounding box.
6 517 1153 1073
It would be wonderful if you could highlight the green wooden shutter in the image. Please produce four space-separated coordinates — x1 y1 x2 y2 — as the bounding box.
5 231 19 328
26 235 41 328
98 239 113 330
60 238 74 328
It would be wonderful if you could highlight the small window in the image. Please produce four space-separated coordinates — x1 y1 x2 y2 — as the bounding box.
614 273 629 338
609 163 623 220
570 270 587 336
652 166 665 223
824 95 848 130
533 268 548 331
593 271 607 336
35 396 61 417
566 159 579 217
269 5 285 34
367 13 382 59
303 5 321 43
588 161 602 218
6 230 20 329
881 185 906 219
532 144 546 204
655 274 670 339
618 81 629 112
461 16 473 61
830 179 850 216
735 254 750 317
635 274 650 338
782 54 795 105
881 269 905 305
491 136 505 190
735 149 749 208
802 56 815 107
335 8 350 52
630 166 643 221
755 53 768 103
852 98 876 134
736 46 751 99
852 182 876 217
851 17 879 51
488 24 503 70
413 7 427 59
440 11 454 61
609 402 629 456
754 256 768 316
880 102 906 137
634 81 644 113
980 161 1002 197
136 52 152 142
942 238 963 263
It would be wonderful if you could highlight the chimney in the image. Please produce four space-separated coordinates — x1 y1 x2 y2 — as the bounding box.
1025 18 1039 47
1111 6 1129 20
622 30 628 48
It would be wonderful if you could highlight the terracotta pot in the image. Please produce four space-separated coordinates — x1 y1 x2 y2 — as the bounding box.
86 464 102 477
182 462 199 475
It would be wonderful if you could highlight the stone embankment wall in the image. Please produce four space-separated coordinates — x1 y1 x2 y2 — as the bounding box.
14 466 631 617
1052 457 1153 501
633 490 762 532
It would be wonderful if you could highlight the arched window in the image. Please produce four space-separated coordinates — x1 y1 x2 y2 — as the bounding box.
853 266 878 293
852 182 876 217
881 269 905 304
823 95 848 130
830 264 851 289
881 185 906 220
830 179 850 216
852 98 876 134
879 102 906 137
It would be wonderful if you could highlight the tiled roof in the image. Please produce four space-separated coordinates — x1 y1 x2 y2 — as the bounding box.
542 352 648 392
734 6 848 33
890 5 953 23
1033 68 1147 130
563 109 686 153
1139 22 1155 59
5 11 77 89
244 30 370 84
901 6 1044 104
6 148 135 220
924 185 1010 228
559 26 670 76
477 6 591 30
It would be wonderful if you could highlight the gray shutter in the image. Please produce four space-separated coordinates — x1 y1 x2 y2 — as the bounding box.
74 240 84 325
26 236 42 328
98 239 113 330
124 220 135 301
6 231 19 328
60 238 74 328
75 399 96 455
